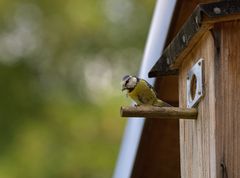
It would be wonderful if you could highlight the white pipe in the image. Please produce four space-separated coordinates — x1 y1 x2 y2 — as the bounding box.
113 1 177 178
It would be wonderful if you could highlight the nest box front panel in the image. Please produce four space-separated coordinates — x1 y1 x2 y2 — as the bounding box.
179 31 216 178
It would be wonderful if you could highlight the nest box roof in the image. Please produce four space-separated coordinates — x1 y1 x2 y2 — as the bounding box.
149 1 240 78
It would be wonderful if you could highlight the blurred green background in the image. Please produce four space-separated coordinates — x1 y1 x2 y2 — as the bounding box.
0 0 155 177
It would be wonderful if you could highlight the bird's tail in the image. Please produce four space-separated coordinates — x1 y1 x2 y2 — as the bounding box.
153 99 172 107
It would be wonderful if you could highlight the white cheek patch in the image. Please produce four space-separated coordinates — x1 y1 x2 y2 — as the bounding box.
128 77 137 88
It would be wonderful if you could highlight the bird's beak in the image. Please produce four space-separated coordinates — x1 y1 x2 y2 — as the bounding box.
122 86 127 91
121 81 126 91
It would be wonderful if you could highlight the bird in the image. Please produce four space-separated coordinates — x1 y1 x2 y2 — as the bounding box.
121 75 171 107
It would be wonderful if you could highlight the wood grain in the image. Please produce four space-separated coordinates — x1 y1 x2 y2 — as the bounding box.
215 21 240 178
179 31 216 178
179 21 240 178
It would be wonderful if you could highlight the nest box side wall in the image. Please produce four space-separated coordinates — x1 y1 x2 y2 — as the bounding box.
214 21 240 178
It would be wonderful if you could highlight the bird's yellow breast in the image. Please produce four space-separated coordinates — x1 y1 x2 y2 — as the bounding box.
128 79 157 105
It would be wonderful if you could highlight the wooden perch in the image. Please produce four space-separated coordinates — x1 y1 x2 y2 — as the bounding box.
120 106 198 119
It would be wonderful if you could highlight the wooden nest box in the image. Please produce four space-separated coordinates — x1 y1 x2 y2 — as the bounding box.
123 1 240 178
149 1 240 178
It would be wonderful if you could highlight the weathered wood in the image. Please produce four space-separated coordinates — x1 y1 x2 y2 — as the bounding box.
121 106 197 119
179 31 216 178
215 21 240 178
179 21 240 178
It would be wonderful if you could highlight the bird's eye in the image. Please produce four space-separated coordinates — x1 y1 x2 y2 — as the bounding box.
122 75 130 81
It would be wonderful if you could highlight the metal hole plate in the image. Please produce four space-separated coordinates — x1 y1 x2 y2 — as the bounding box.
187 58 204 108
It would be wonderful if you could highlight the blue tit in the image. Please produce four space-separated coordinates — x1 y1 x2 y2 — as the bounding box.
121 75 171 107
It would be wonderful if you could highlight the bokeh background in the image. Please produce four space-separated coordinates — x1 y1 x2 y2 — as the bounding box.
0 0 155 177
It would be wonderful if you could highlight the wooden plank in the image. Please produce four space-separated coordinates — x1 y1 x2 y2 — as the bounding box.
215 21 240 178
179 31 216 178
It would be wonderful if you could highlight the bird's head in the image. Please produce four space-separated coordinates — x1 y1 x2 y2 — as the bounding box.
121 75 138 92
